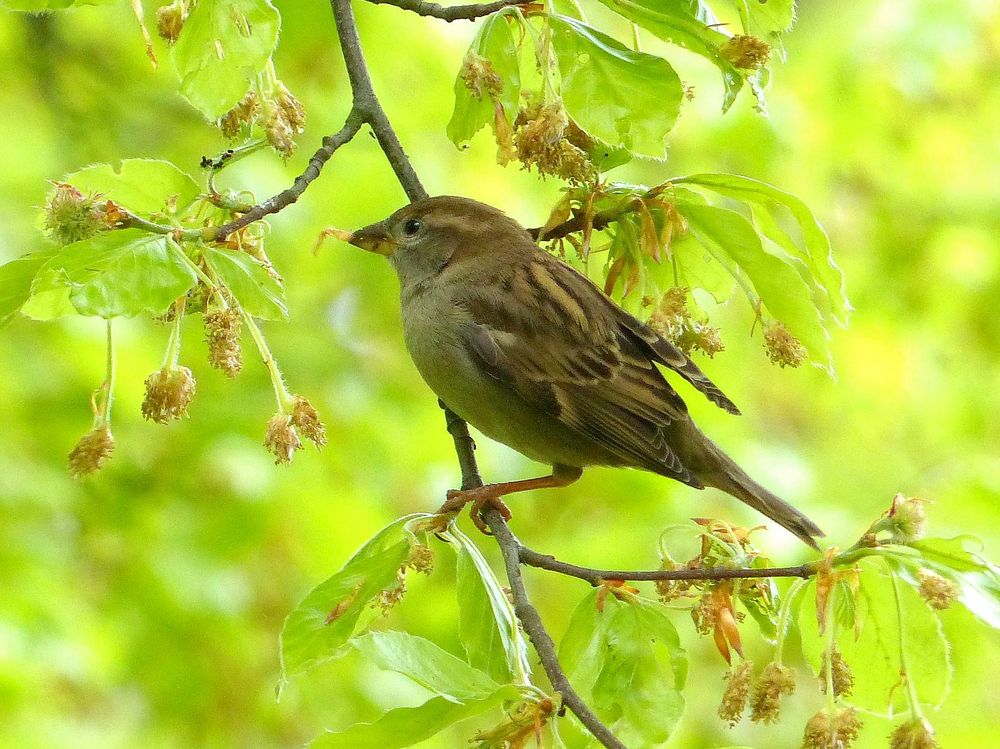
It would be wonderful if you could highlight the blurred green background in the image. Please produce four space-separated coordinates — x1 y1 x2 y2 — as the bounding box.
1 1 998 747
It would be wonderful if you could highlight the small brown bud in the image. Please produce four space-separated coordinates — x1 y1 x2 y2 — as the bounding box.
819 647 854 697
750 661 795 724
802 707 862 749
722 34 771 69
43 182 107 245
718 660 752 726
68 425 115 478
890 718 939 749
917 569 958 610
764 322 807 367
155 1 187 44
204 308 243 377
264 413 301 464
291 395 326 448
141 366 196 423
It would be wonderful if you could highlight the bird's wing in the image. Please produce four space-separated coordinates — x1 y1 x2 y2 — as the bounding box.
459 251 732 481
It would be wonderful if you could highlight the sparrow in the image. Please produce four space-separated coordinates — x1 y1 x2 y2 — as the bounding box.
345 195 823 548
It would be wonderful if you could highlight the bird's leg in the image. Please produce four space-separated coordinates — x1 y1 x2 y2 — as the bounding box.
438 465 584 534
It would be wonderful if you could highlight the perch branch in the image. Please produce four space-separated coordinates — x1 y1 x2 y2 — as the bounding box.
365 0 526 22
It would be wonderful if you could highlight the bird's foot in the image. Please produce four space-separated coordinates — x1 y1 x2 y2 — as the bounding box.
437 486 512 535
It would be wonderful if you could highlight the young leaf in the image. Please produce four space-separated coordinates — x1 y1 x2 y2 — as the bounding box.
595 0 744 110
201 245 287 320
0 249 58 327
30 230 197 319
446 12 522 148
279 515 428 684
171 0 281 119
679 202 832 371
309 688 520 749
63 159 201 216
352 631 502 703
674 173 851 326
0 0 116 9
447 526 531 684
548 15 682 158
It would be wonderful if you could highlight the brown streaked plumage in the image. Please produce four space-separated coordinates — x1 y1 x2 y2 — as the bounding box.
347 195 823 548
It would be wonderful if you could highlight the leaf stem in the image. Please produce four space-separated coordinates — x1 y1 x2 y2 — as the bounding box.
889 564 925 719
242 311 294 413
162 300 185 369
774 577 807 664
98 319 116 426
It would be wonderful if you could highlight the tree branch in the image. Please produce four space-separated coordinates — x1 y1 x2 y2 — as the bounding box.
365 0 526 22
483 508 629 749
516 543 815 584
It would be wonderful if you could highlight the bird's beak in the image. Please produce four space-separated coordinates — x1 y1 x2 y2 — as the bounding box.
346 222 396 256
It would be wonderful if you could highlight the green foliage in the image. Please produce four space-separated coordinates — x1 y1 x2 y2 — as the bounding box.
64 159 202 214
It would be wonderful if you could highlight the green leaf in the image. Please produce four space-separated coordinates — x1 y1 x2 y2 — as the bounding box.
727 0 796 39
674 173 851 326
352 631 501 703
678 202 832 372
892 537 1000 629
549 16 682 158
279 515 427 684
595 0 744 111
202 245 287 320
446 11 522 147
309 688 520 749
559 591 686 744
798 563 951 715
63 159 201 216
172 0 280 119
29 230 197 319
0 0 116 9
0 249 58 327
447 526 530 684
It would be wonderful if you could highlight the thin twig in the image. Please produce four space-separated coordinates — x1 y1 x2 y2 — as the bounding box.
516 544 815 584
365 0 525 22
483 508 629 749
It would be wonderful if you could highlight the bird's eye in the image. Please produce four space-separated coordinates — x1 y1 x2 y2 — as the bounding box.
402 218 423 237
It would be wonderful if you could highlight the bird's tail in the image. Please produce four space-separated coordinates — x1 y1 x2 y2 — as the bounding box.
696 439 824 550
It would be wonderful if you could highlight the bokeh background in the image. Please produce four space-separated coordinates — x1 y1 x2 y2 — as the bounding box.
1 1 998 747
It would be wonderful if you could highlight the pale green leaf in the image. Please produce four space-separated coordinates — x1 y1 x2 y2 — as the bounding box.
172 0 280 119
675 173 851 326
679 202 832 372
352 631 500 703
595 0 744 110
309 688 520 749
0 0 116 9
0 249 58 327
29 230 197 319
279 516 426 683
202 245 287 320
63 159 201 216
549 15 682 158
446 11 522 147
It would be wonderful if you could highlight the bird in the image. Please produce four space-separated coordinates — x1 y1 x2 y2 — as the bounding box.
343 195 823 548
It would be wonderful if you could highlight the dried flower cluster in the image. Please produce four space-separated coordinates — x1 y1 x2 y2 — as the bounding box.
722 34 772 69
155 0 188 44
819 647 855 697
718 660 753 725
374 543 435 614
472 698 554 749
802 707 862 749
649 287 725 357
917 569 958 610
750 661 796 724
459 52 503 101
764 321 807 367
890 718 939 749
510 103 595 183
263 413 302 465
218 82 306 158
291 395 327 449
204 308 243 377
68 425 115 478
141 366 196 423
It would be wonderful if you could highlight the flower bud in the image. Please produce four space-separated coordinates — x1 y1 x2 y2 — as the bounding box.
888 493 928 542
718 660 752 726
917 569 958 610
819 647 854 697
155 1 188 44
219 92 258 139
722 34 771 69
764 322 807 367
750 661 795 724
141 366 196 423
890 718 939 749
43 182 106 245
275 82 306 133
264 413 301 464
204 308 243 377
802 707 862 749
68 425 115 478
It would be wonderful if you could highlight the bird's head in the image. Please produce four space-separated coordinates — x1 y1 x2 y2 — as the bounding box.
346 195 530 285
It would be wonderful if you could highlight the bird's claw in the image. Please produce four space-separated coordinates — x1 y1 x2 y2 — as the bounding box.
437 487 512 534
